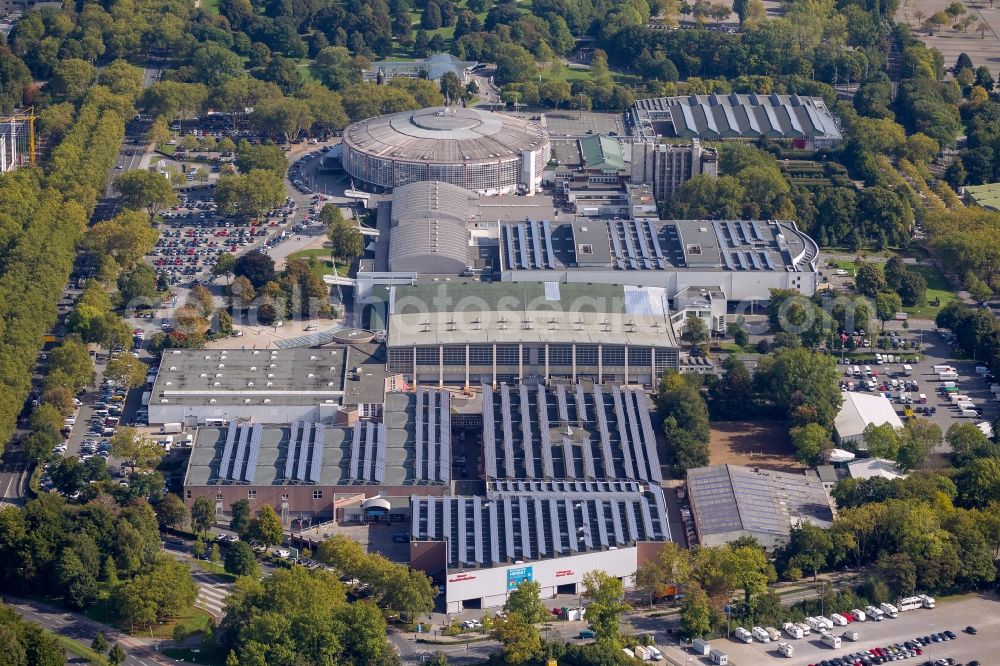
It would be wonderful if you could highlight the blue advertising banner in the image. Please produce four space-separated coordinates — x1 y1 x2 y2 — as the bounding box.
507 565 533 591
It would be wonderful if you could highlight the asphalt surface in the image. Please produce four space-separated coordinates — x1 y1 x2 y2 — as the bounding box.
4 595 171 666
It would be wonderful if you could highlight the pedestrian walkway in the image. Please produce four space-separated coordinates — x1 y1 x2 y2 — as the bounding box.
190 569 231 619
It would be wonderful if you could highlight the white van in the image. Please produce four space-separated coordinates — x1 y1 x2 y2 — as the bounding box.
875 353 884 364
733 627 753 643
961 408 979 417
852 365 861 377
751 627 770 643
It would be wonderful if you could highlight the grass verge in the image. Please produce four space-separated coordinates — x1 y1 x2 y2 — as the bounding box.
900 264 956 319
54 633 109 665
194 560 238 583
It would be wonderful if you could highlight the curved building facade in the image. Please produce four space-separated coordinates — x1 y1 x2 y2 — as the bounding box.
342 107 550 195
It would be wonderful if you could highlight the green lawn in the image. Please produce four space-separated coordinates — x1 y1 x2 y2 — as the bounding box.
157 143 177 157
194 560 237 583
900 264 957 319
53 633 109 665
295 60 317 83
82 592 213 640
284 248 349 280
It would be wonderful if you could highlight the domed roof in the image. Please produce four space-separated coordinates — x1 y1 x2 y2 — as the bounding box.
343 106 548 164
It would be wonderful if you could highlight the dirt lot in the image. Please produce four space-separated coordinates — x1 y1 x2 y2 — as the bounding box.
709 420 803 473
898 0 1000 77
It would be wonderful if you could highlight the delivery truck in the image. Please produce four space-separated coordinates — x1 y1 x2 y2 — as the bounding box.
160 422 183 434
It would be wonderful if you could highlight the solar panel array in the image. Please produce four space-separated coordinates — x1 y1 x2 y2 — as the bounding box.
410 481 671 566
484 382 661 482
215 422 268 484
275 420 329 484
607 220 669 270
218 421 238 480
502 221 558 270
244 423 263 482
411 388 452 483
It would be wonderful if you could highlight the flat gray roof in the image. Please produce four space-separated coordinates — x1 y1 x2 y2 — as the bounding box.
386 281 678 348
152 348 348 408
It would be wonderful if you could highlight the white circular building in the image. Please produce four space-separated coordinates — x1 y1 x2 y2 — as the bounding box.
342 106 550 195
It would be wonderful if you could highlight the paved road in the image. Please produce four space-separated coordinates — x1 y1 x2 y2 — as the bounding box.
0 458 27 507
3 595 170 666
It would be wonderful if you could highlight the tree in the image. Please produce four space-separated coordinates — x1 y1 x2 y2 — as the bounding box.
655 372 710 473
156 494 189 530
874 292 902 331
786 523 833 581
190 497 215 535
215 170 285 219
213 253 237 284
422 1 442 29
113 170 177 220
230 499 252 534
104 354 147 388
680 584 713 638
898 419 942 469
635 541 691 602
863 422 901 460
233 252 276 290
244 504 283 546
42 386 75 417
91 632 109 654
503 580 549 623
250 97 314 144
855 263 887 297
898 270 927 307
680 315 710 350
46 339 95 394
754 348 842 428
51 58 96 101
224 540 260 577
108 644 127 665
491 612 541 664
110 428 164 470
235 142 287 177
327 218 364 266
117 264 159 309
229 275 257 311
789 423 833 465
439 71 465 104
582 571 630 649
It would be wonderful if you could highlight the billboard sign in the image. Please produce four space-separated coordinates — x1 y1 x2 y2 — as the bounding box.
507 565 533 591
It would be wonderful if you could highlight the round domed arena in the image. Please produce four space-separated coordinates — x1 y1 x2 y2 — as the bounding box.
342 106 551 196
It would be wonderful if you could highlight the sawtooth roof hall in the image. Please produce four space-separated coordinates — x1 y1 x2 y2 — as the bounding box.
632 93 842 147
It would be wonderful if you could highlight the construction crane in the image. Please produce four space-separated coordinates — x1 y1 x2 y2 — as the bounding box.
0 108 36 170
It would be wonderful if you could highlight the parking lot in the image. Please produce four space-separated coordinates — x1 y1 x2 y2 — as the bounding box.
661 594 998 665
